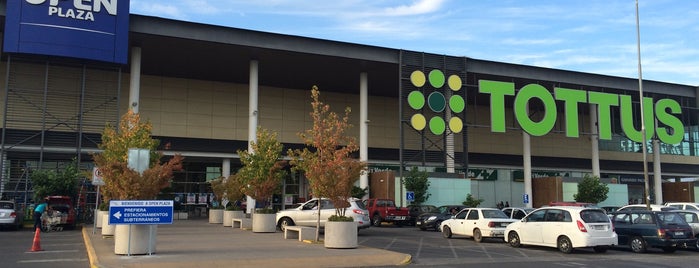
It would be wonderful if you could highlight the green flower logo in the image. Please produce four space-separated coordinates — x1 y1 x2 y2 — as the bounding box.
408 69 464 135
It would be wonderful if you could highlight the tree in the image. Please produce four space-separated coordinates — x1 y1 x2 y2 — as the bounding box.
462 194 484 207
236 127 287 212
92 110 183 201
288 86 367 240
30 159 82 202
211 174 247 210
350 186 368 199
402 167 431 205
574 174 609 204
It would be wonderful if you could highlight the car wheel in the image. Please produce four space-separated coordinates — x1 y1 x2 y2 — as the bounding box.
372 215 383 227
278 218 294 231
434 220 442 231
695 235 699 251
557 236 573 254
442 226 452 238
593 246 608 253
661 247 677 253
630 236 647 253
473 228 483 243
507 231 521 248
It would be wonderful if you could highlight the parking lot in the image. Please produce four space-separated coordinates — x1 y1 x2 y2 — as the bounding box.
0 227 88 268
359 224 699 267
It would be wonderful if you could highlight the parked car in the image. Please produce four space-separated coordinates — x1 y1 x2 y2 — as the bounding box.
441 208 517 242
416 205 468 231
407 204 437 226
505 206 617 253
617 204 676 212
548 201 597 208
45 196 76 229
276 198 370 231
665 202 699 211
610 210 695 253
600 206 620 214
0 200 24 230
502 207 533 219
363 198 410 227
667 210 699 250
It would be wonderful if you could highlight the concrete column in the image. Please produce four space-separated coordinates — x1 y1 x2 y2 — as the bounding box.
523 131 532 208
222 159 231 178
590 104 600 177
653 139 662 204
247 60 259 214
129 47 142 113
359 72 369 198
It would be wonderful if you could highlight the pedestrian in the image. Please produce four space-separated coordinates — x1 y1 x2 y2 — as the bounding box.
34 199 48 231
505 201 510 207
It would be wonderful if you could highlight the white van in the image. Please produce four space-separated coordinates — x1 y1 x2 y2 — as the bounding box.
504 206 618 253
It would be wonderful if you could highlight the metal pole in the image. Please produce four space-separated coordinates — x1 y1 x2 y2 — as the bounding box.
635 0 651 210
92 185 99 235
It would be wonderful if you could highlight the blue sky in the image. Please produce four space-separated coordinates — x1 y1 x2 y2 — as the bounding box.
130 0 699 86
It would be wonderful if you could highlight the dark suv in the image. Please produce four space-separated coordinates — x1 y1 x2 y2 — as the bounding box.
610 210 696 253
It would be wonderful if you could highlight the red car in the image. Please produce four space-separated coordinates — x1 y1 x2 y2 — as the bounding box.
45 196 77 229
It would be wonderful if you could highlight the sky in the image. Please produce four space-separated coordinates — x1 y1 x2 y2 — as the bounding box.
129 0 699 86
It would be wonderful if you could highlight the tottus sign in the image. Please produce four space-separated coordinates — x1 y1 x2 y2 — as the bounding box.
478 80 685 145
4 0 130 64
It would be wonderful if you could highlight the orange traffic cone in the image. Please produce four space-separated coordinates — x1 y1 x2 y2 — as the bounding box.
29 227 43 252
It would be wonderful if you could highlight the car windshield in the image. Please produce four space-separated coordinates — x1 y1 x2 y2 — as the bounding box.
0 202 14 209
483 209 509 219
657 212 686 225
580 210 610 223
352 200 366 210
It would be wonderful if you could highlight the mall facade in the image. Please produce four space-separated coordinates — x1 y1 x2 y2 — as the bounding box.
1 1 697 211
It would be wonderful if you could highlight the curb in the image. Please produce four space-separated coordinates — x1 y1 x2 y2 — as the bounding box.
82 226 100 268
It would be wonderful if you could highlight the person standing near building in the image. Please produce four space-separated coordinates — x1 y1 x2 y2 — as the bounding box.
34 199 47 231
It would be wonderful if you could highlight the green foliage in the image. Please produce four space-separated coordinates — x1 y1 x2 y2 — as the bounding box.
255 208 275 214
402 167 431 204
98 202 109 211
236 127 287 209
462 194 484 207
328 215 354 222
574 174 609 204
30 159 81 201
351 186 368 199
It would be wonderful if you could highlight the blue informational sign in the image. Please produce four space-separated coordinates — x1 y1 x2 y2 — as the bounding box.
109 200 173 225
4 0 130 64
523 194 529 204
406 191 415 202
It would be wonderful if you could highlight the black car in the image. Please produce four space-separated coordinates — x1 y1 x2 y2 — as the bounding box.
610 210 696 253
406 204 437 226
416 205 468 231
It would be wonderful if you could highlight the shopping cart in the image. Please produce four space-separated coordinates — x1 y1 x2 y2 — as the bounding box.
41 210 64 232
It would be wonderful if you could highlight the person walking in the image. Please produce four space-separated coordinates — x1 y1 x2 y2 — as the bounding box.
34 199 48 231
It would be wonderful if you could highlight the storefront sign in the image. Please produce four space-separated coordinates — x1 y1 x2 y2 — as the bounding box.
479 80 685 144
4 0 130 64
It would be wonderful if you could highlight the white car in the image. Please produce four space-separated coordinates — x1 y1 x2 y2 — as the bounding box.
618 204 676 212
0 201 24 230
276 198 370 231
441 208 516 242
674 210 699 250
502 207 534 219
665 202 699 211
504 206 617 253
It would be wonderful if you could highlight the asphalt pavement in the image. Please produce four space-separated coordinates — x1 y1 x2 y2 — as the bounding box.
82 218 411 268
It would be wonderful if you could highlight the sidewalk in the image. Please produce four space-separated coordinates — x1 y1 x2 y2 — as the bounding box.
82 219 411 268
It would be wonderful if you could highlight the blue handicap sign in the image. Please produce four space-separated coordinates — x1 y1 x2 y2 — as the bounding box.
406 191 415 202
523 194 529 204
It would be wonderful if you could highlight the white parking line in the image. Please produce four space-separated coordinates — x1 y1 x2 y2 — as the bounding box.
18 258 88 263
415 236 424 259
448 239 458 258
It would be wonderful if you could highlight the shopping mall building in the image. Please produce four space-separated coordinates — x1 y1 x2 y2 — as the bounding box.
1 1 697 211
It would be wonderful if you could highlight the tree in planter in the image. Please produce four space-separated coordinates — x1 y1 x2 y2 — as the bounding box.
402 167 431 205
462 194 484 207
574 174 609 204
210 174 246 211
92 110 184 202
236 127 287 214
289 86 367 241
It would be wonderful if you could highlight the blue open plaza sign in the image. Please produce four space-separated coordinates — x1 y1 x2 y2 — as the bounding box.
3 0 130 64
109 200 174 225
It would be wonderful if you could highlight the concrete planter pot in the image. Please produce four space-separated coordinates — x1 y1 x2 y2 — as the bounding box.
95 210 108 229
101 213 115 236
223 210 235 226
114 224 157 255
324 221 358 249
209 209 224 224
252 213 276 233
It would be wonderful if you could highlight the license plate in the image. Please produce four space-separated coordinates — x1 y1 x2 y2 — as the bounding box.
593 225 605 230
395 216 405 220
499 223 509 227
416 222 422 226
674 231 684 236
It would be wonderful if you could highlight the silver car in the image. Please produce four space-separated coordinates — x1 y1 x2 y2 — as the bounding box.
276 198 371 231
675 210 699 250
0 201 24 230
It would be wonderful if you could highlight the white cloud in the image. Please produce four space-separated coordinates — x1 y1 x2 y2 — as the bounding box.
382 0 445 16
